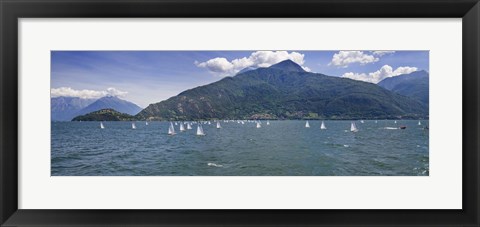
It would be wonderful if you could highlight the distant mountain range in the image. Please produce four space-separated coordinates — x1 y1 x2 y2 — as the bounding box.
136 60 428 120
51 97 96 121
377 70 429 106
51 96 142 121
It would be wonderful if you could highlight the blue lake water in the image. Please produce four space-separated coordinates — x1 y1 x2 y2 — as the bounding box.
51 120 429 176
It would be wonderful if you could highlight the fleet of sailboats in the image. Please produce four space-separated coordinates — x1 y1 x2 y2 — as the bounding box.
93 119 429 136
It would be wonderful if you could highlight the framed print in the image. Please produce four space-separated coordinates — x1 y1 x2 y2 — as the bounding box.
1 0 479 226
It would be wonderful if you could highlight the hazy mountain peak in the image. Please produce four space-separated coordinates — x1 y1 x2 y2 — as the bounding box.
268 60 305 72
237 66 258 75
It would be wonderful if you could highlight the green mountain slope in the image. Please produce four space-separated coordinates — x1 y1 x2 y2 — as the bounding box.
377 70 429 106
72 108 136 121
136 60 427 120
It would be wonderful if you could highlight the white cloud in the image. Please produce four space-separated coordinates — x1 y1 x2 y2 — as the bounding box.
342 65 418 83
329 51 379 68
372 51 396 56
51 87 128 99
195 51 310 76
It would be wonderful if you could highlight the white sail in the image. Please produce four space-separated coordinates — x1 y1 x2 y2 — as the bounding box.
180 123 186 131
100 122 104 129
196 124 205 136
216 122 221 129
208 121 211 125
394 120 397 124
132 122 136 129
187 123 192 130
360 120 365 124
256 121 261 128
168 122 176 135
305 121 310 128
145 121 149 126
267 120 270 125
418 121 421 126
350 122 358 132
175 122 178 126
320 121 326 130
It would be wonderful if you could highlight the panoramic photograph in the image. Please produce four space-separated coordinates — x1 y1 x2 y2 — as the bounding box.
51 50 429 176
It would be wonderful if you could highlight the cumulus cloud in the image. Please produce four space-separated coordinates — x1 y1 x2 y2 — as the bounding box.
51 87 128 99
342 65 418 83
195 51 310 76
329 51 379 68
372 51 396 56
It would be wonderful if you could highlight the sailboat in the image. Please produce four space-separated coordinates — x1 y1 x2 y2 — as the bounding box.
320 121 326 130
100 122 105 129
350 122 358 132
168 122 176 135
175 122 178 126
360 120 365 124
216 121 221 129
196 124 205 136
418 121 422 126
256 121 261 128
305 121 310 128
208 121 211 125
394 120 397 124
145 121 149 126
187 123 192 130
266 120 270 125
131 122 136 129
179 123 186 132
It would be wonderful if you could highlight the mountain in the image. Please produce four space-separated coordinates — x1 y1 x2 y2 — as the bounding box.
51 97 96 121
136 60 427 120
75 96 142 117
72 109 136 121
237 66 258 74
268 59 305 72
377 70 429 106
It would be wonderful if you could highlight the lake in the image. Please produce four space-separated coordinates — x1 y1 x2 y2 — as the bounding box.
51 120 429 176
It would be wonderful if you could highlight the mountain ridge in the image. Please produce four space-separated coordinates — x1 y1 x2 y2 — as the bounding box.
136 60 427 120
378 70 429 106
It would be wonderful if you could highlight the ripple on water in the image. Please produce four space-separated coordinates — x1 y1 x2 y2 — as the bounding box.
51 120 429 176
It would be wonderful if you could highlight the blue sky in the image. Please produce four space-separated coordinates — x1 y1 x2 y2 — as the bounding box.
51 50 429 107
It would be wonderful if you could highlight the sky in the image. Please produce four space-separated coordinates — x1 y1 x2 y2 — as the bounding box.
51 50 429 107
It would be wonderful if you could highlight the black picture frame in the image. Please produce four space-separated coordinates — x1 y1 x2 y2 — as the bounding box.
1 0 479 226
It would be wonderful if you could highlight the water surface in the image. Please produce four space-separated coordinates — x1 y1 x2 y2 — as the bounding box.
51 120 429 176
